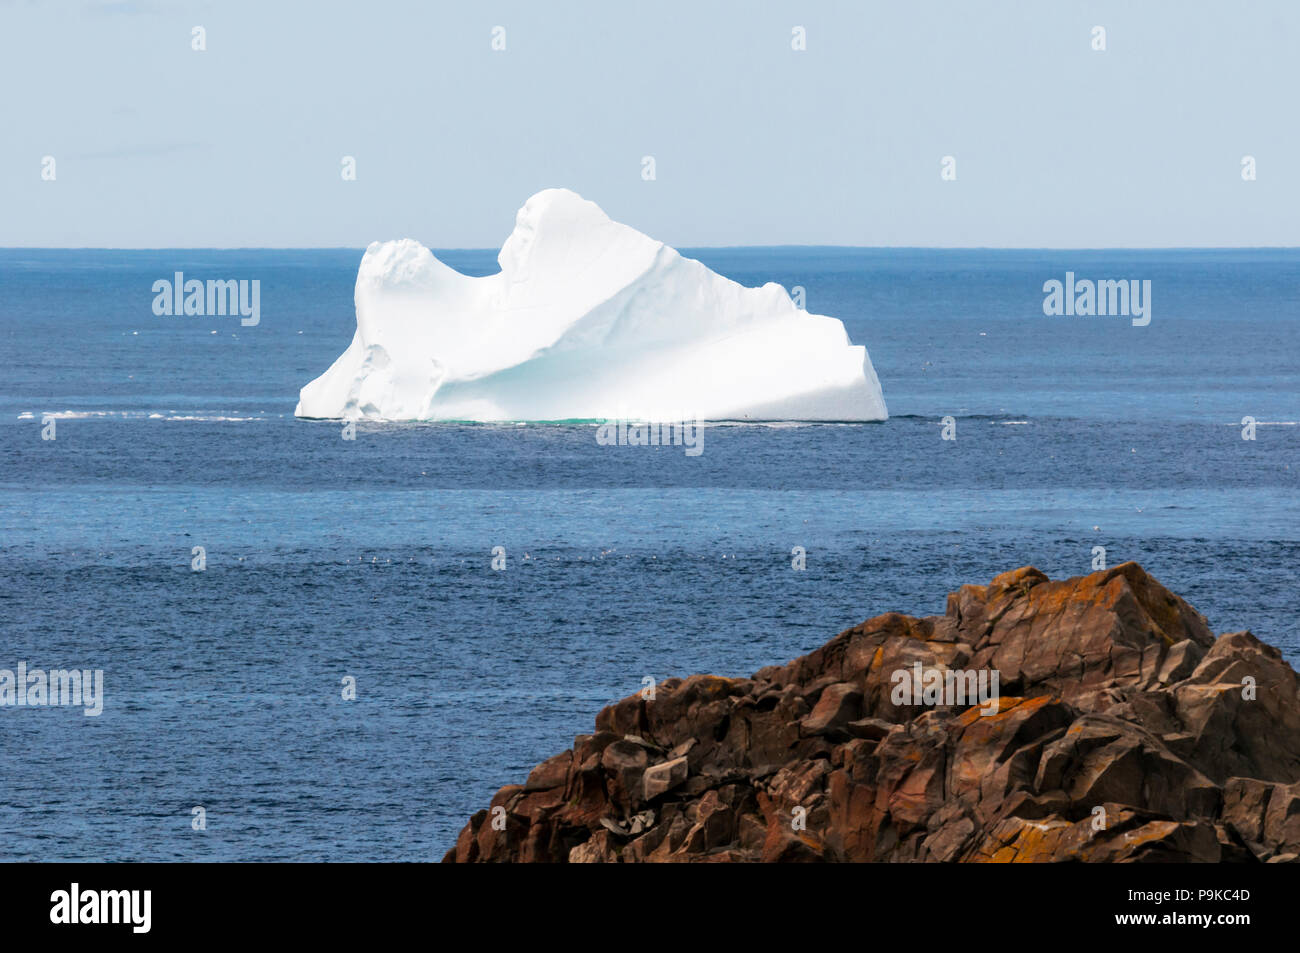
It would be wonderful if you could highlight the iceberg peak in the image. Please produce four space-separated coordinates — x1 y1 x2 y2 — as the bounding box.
296 188 887 422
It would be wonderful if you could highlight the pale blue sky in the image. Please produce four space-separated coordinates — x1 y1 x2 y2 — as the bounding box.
1 0 1296 247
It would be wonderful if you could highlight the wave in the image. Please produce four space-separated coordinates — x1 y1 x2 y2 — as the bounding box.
15 410 274 422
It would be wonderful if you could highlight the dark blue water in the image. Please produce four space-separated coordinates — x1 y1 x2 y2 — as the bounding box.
1 248 1297 860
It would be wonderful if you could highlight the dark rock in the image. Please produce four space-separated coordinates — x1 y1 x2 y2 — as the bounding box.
444 563 1300 862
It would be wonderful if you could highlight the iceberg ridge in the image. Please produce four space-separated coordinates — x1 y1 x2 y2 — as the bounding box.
295 189 887 422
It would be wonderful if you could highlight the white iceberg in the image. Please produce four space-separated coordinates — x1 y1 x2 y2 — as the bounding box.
295 189 887 422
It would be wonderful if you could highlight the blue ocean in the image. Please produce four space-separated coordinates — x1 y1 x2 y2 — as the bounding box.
1 248 1296 860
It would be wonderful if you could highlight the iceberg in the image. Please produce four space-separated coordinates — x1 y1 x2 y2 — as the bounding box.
295 189 887 422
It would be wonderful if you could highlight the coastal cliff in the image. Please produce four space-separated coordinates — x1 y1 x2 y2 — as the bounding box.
445 563 1300 862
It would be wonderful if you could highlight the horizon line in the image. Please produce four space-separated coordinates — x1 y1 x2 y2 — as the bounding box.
2 244 1299 253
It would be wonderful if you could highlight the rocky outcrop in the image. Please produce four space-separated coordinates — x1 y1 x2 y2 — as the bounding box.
444 563 1300 862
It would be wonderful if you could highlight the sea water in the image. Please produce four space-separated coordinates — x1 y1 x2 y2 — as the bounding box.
0 248 1296 859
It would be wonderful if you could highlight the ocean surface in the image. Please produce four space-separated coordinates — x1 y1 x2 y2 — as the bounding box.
1 247 1297 861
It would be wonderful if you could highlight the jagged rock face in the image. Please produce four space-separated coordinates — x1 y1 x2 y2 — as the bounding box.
444 563 1300 863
